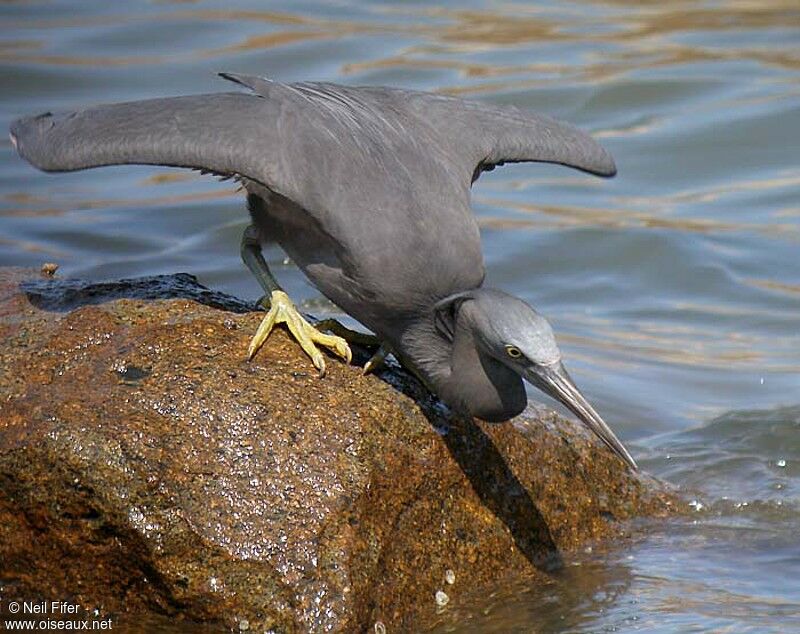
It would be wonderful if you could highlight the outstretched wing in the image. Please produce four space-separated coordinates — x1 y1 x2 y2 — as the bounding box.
389 89 617 184
9 88 315 203
469 101 616 181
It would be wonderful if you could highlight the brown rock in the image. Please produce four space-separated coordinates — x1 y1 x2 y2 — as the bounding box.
0 267 677 632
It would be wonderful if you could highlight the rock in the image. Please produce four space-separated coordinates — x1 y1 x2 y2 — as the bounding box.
0 267 677 632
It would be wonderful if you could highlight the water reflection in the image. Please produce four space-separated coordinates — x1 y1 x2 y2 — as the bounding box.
426 551 637 633
3 187 238 218
3 1 798 77
477 195 800 237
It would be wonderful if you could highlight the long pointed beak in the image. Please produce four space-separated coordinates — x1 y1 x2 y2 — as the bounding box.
523 361 637 470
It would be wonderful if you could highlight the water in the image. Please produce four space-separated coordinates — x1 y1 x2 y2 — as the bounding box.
1 1 798 631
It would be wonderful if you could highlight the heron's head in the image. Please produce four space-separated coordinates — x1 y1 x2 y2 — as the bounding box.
436 288 637 470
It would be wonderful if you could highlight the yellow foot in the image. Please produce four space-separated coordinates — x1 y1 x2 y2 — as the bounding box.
248 290 352 376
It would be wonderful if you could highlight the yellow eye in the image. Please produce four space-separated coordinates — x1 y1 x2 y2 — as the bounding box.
506 345 522 359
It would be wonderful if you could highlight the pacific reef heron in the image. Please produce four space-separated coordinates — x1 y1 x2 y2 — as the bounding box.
10 73 637 469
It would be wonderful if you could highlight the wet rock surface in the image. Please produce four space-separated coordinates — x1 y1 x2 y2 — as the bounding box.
0 267 678 632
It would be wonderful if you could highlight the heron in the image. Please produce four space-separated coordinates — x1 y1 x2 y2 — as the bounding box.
9 73 637 470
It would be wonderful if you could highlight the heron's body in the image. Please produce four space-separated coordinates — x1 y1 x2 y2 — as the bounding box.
10 74 637 467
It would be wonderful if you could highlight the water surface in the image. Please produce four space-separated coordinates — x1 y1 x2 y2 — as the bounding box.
1 1 798 631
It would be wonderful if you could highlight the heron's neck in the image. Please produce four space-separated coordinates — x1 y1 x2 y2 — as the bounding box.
399 309 526 422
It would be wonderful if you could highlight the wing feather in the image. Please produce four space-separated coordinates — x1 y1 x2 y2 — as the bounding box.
10 91 289 191
394 91 617 182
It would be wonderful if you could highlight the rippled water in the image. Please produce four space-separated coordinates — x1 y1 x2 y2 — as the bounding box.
1 0 798 631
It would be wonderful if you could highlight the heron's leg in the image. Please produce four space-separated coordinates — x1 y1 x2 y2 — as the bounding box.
240 224 281 305
240 225 352 376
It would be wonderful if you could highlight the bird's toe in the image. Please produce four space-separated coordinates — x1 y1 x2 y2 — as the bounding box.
249 290 352 375
247 308 278 360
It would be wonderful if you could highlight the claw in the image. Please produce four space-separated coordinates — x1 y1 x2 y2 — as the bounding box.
248 290 352 375
363 346 388 375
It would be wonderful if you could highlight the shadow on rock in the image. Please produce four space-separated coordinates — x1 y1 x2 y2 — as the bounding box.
374 359 564 572
440 417 563 572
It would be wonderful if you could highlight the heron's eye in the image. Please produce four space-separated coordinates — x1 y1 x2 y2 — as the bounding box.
505 345 522 359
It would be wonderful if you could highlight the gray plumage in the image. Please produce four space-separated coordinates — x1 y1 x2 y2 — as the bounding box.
10 73 636 469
